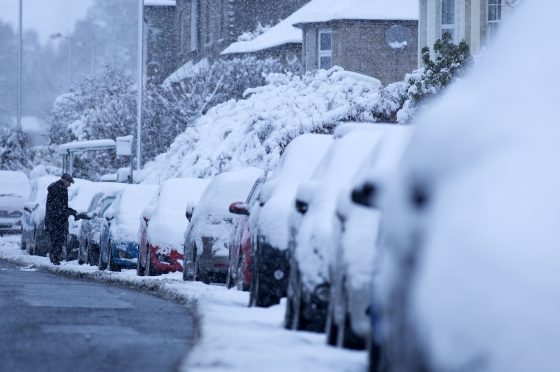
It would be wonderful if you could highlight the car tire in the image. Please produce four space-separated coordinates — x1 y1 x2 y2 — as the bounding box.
108 241 121 272
326 295 339 346
97 245 107 271
136 246 145 277
194 258 210 284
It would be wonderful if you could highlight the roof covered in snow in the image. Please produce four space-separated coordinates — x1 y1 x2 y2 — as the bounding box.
144 0 176 6
57 139 116 154
222 0 417 55
293 0 418 27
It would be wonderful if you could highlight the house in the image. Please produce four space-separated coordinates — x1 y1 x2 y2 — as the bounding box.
144 0 179 84
293 0 419 85
419 0 518 62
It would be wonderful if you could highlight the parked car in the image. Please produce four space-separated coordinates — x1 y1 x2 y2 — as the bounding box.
21 175 57 253
29 178 91 256
249 134 332 308
77 190 119 266
370 5 560 371
0 171 30 236
138 178 210 276
326 126 412 350
226 176 265 291
98 184 158 271
67 181 124 261
183 168 263 284
285 126 390 333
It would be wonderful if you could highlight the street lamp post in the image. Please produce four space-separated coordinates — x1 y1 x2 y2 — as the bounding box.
17 0 22 131
136 0 144 172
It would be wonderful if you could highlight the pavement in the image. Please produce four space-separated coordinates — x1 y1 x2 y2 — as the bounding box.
0 259 194 372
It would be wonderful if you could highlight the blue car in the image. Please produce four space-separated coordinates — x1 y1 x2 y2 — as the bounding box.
98 184 158 271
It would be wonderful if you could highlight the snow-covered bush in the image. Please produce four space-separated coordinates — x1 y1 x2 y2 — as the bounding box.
142 56 301 162
0 127 31 171
138 67 398 183
396 33 472 122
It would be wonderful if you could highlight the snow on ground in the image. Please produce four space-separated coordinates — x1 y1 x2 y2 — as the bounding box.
0 235 366 372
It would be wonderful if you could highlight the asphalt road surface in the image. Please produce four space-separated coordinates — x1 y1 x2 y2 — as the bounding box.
0 259 194 372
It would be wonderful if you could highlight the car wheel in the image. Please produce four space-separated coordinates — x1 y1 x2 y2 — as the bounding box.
194 258 210 284
136 245 145 277
145 246 157 276
326 292 339 346
97 245 107 270
107 241 120 272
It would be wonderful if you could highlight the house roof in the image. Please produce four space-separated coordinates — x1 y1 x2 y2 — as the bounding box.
222 0 418 55
293 0 418 26
144 0 176 6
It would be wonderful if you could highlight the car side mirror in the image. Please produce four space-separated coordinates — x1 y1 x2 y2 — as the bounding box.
351 182 377 208
24 202 38 213
143 215 150 223
104 210 115 222
185 204 194 222
295 199 308 215
229 202 249 216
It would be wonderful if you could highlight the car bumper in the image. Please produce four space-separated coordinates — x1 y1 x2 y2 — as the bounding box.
112 241 139 269
0 216 22 232
149 246 183 273
256 242 290 299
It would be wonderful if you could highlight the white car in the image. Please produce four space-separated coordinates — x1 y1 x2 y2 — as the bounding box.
327 126 412 350
21 175 57 253
0 171 30 236
374 2 560 372
183 168 263 283
285 125 392 333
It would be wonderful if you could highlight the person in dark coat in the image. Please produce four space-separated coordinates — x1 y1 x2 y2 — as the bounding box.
45 173 78 265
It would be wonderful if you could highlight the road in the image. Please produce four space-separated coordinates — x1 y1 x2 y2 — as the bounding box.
0 259 194 372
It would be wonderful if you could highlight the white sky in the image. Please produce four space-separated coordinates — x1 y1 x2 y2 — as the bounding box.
0 0 94 43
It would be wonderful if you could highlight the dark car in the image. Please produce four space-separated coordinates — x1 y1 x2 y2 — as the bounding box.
249 134 332 308
77 191 117 266
227 176 265 291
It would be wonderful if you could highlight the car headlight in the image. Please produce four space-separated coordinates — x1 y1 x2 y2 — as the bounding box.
313 284 330 304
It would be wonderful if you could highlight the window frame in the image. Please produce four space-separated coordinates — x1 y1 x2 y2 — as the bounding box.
441 0 457 43
487 0 502 40
190 0 199 51
317 29 333 70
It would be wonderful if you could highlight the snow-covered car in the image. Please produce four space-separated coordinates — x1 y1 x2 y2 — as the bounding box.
285 126 391 333
249 134 332 308
77 190 119 266
373 4 560 372
138 178 210 276
98 184 158 271
326 126 412 350
226 176 266 291
68 181 125 261
0 171 30 236
21 175 57 253
183 168 263 284
29 178 91 256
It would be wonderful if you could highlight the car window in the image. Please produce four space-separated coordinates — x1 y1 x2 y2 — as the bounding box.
98 197 115 215
87 194 102 213
246 176 265 207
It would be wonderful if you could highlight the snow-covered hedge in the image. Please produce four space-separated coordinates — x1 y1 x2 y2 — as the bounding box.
138 67 407 183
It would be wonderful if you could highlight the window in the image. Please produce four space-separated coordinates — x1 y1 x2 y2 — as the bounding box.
441 0 456 42
318 30 332 70
190 0 199 51
487 0 502 39
205 0 212 45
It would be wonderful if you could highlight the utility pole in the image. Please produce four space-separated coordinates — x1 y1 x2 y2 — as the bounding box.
136 0 144 171
17 0 22 131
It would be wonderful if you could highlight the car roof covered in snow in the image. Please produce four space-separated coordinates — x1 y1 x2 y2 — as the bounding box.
0 171 30 198
144 0 176 6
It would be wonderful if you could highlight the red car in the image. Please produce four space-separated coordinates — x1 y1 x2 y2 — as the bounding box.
227 177 265 291
137 178 209 276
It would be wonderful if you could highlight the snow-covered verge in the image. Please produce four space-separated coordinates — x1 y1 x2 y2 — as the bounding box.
0 235 366 372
